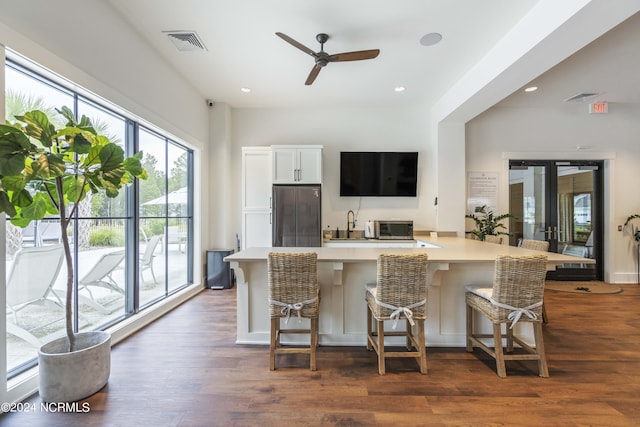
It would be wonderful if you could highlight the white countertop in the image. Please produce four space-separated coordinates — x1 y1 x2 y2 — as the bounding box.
225 237 594 265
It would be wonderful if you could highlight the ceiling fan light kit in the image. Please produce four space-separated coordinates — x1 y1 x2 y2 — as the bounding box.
276 32 380 85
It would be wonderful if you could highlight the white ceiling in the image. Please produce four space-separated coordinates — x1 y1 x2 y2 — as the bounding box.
106 0 541 109
1 1 638 114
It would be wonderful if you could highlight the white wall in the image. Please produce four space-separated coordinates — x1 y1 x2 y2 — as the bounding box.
229 105 436 241
466 103 640 282
0 1 208 146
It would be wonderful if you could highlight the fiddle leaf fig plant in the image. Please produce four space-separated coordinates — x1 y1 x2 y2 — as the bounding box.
465 205 515 241
624 214 640 242
0 107 147 351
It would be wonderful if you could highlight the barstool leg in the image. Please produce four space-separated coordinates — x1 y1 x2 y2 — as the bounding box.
310 317 318 371
534 322 549 377
493 323 506 378
269 318 278 371
466 304 474 352
377 319 385 375
417 319 427 374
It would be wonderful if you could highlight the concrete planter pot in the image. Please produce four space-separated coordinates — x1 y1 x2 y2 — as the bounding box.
38 331 111 402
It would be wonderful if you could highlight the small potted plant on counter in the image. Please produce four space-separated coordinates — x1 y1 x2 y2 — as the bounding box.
465 205 515 241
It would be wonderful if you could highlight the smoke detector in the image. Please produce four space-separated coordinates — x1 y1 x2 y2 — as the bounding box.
564 92 601 102
163 31 207 51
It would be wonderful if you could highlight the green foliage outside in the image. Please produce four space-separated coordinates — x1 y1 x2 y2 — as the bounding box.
89 226 125 247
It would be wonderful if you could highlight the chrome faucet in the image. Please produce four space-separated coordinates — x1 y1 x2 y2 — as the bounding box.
347 210 355 238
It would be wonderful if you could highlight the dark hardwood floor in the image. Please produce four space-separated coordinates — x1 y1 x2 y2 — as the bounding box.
3 281 640 426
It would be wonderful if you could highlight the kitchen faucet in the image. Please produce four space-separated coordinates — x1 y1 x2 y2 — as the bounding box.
347 210 355 238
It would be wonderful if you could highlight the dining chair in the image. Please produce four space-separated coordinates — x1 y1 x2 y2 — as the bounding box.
365 253 429 375
268 252 319 371
465 254 549 378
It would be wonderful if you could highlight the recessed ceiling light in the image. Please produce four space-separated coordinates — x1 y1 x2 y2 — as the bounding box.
524 86 538 92
419 32 442 46
240 87 251 93
395 86 405 92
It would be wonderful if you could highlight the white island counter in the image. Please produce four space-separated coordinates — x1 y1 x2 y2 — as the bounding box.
225 237 592 347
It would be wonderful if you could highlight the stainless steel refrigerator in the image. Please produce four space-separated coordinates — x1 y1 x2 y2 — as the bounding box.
272 185 321 247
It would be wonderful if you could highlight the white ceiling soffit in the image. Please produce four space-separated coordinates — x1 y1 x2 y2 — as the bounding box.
163 31 207 51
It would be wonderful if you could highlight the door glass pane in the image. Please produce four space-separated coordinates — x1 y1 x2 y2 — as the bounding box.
509 166 547 247
556 166 595 268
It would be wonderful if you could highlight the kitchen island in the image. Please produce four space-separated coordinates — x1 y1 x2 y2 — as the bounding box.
224 237 593 347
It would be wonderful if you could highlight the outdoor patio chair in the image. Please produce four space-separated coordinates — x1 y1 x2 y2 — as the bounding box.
165 225 186 252
141 234 163 283
6 245 65 347
78 250 126 313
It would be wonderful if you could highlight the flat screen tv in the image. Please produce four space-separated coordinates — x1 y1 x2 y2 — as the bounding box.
340 151 418 197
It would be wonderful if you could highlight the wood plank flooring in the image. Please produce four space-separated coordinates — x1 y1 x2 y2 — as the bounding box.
3 281 640 426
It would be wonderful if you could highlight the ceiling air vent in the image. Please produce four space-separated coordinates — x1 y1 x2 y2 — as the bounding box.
163 31 207 52
564 92 601 103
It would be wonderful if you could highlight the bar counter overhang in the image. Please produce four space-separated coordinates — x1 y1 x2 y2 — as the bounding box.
225 237 593 347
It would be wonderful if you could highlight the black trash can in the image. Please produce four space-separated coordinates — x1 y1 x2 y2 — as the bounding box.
205 249 235 289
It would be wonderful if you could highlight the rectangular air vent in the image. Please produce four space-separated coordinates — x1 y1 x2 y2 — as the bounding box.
163 31 207 51
564 92 600 102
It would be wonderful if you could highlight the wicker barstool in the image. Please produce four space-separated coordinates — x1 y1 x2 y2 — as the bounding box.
465 254 549 378
365 253 429 375
484 235 503 244
268 252 319 371
521 239 550 252
520 239 550 323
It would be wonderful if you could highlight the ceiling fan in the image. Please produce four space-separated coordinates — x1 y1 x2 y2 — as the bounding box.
276 32 380 85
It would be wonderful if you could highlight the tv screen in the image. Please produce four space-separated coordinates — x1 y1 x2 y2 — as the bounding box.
340 152 418 197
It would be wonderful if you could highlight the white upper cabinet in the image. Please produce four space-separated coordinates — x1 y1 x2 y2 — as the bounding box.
242 147 272 210
272 145 322 184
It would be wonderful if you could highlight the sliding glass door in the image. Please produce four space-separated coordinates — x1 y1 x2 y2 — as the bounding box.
509 160 603 280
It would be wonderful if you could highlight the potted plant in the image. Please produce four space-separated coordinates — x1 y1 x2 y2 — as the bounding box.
624 214 640 284
624 214 640 242
465 205 515 241
0 107 146 402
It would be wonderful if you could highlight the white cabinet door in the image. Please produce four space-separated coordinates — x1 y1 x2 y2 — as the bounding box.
272 148 297 183
242 211 272 249
242 147 272 250
242 147 272 210
297 148 322 184
272 146 322 184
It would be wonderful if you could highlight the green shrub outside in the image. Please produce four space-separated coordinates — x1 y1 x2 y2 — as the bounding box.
89 226 125 247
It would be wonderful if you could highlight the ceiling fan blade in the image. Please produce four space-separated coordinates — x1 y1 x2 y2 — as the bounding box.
327 49 380 62
305 65 322 85
276 32 317 57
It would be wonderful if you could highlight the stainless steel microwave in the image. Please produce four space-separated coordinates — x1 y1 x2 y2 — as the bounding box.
374 220 414 240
